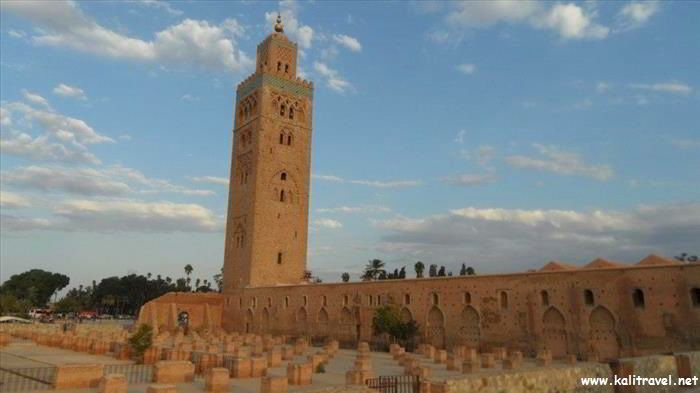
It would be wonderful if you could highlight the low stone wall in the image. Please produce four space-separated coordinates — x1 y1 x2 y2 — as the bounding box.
430 362 614 393
307 386 379 393
153 361 195 383
675 351 700 379
54 364 105 390
614 355 678 393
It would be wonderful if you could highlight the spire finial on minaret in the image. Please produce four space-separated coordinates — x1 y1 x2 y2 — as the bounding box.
275 13 284 33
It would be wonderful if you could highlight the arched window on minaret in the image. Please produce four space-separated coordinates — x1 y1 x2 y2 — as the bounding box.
285 64 289 73
279 133 284 144
280 104 286 117
289 107 294 120
281 172 287 181
277 61 282 71
287 135 292 146
280 189 285 202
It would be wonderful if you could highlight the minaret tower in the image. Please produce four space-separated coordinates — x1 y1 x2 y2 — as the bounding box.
223 15 314 290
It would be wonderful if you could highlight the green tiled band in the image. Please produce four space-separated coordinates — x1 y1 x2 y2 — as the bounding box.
237 75 313 103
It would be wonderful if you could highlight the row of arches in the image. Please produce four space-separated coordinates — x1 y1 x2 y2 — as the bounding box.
272 96 305 122
238 96 257 124
241 302 620 359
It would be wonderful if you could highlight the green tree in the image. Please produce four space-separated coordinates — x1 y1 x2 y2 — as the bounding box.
0 269 69 307
438 266 446 277
460 263 467 276
399 267 406 279
372 305 419 344
414 261 425 278
466 266 476 275
128 324 153 363
429 264 437 277
54 296 81 314
362 259 385 281
212 268 223 292
341 272 350 282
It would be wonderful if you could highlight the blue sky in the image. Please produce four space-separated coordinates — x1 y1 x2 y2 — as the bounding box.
1 0 698 290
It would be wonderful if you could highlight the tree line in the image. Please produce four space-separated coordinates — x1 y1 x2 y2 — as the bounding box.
341 259 476 282
0 264 223 317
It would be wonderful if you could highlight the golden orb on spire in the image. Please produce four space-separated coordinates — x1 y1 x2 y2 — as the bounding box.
274 13 284 33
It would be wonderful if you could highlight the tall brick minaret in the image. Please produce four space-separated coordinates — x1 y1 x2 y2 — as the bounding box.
223 15 313 290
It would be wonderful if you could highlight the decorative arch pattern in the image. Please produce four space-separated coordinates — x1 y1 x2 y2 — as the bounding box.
271 95 305 123
318 308 329 334
542 307 567 357
458 306 480 348
589 306 619 360
270 170 299 204
426 306 446 348
238 94 257 125
399 307 413 323
245 308 254 333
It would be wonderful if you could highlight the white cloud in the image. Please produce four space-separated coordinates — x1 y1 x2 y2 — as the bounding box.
442 1 609 41
0 131 101 165
312 173 422 188
0 215 53 231
373 203 700 272
8 29 26 39
629 81 693 94
617 1 660 31
2 166 130 196
5 100 113 145
316 206 392 214
22 90 50 108
313 62 353 93
180 94 200 102
0 107 12 126
313 218 343 229
506 143 613 181
137 0 183 16
1 1 252 73
454 129 466 144
462 145 496 168
595 81 610 93
1 165 215 197
534 3 609 40
264 2 314 49
332 34 362 52
2 199 221 233
444 173 496 186
318 68 351 90
456 63 477 74
0 191 31 208
349 179 422 188
53 83 86 99
189 175 229 185
312 174 344 182
447 0 540 27
670 139 700 150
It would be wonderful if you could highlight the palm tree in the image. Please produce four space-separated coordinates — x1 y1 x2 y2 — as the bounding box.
362 259 385 281
184 264 193 277
414 261 425 278
195 278 201 289
165 276 172 284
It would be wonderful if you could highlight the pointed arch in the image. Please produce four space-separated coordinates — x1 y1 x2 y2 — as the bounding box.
459 305 480 348
427 306 445 348
245 308 254 333
340 306 356 340
399 307 413 323
318 307 329 335
589 306 619 360
262 307 270 332
542 306 567 357
296 307 308 335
